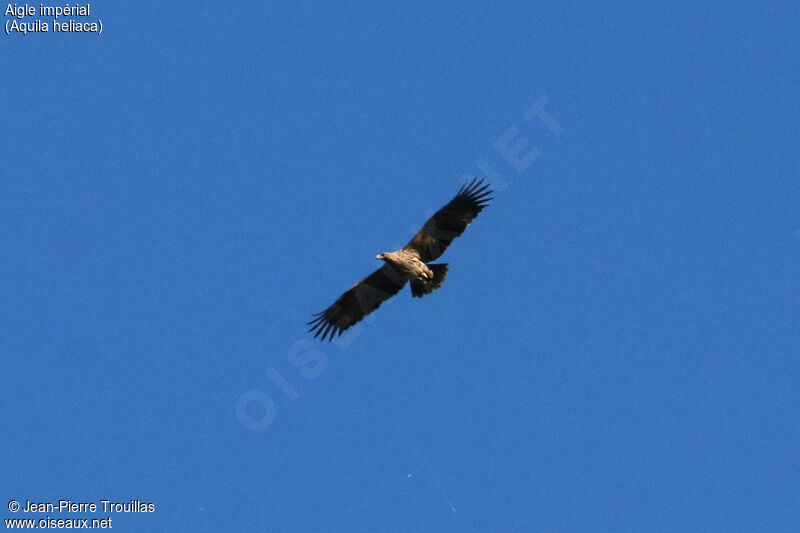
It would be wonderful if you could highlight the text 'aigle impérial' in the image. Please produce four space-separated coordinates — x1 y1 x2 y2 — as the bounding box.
5 3 101 35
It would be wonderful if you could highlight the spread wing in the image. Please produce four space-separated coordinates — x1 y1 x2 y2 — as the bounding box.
308 264 407 341
404 178 493 262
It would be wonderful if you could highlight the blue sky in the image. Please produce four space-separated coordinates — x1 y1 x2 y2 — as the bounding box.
3 2 799 531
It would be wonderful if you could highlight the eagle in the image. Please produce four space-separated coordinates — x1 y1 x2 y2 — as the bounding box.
308 178 493 341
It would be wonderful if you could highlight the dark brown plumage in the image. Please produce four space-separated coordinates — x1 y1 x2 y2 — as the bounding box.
308 178 492 341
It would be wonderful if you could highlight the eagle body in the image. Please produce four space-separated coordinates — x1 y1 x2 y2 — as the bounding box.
376 250 449 298
309 178 492 341
377 250 432 280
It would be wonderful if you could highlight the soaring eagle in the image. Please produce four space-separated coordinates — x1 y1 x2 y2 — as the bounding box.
308 178 493 341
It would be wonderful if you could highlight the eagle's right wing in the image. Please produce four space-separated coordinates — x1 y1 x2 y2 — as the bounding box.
308 264 407 341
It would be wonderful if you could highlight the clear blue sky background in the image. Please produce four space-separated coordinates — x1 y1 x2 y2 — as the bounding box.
3 2 799 531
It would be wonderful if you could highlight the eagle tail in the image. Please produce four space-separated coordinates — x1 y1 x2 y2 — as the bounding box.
410 263 449 298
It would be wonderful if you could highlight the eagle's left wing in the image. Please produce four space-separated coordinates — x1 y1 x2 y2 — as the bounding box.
404 178 493 263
